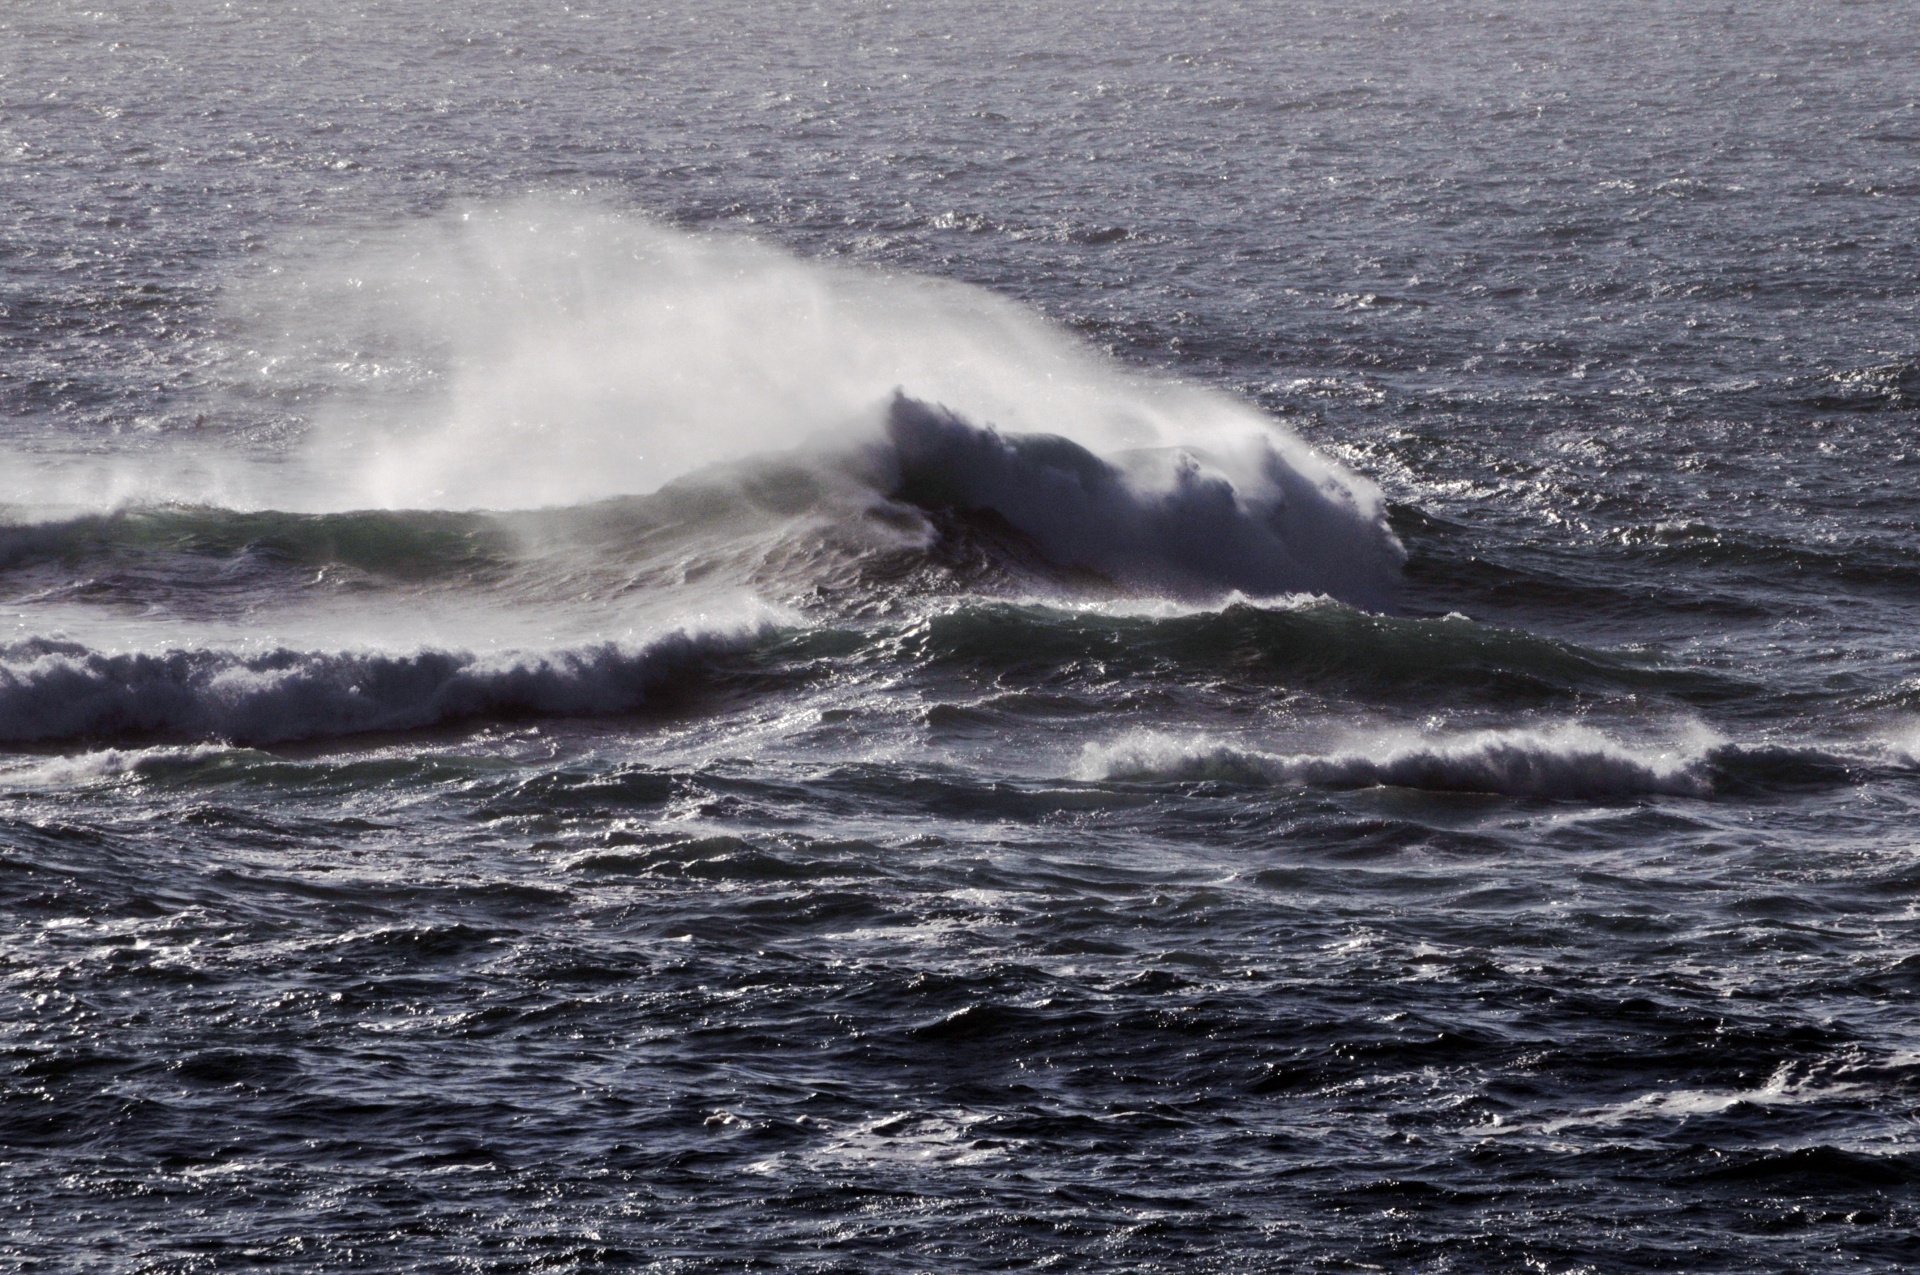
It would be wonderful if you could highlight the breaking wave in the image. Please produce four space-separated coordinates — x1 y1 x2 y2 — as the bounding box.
881 395 1400 604
1081 726 1885 800
1 204 1402 609
0 391 1403 609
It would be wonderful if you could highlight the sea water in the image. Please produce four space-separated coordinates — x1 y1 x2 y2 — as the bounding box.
4 1 1919 1269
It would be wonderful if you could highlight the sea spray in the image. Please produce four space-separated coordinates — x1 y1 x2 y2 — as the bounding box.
249 204 1369 504
226 203 1400 603
1 205 1402 607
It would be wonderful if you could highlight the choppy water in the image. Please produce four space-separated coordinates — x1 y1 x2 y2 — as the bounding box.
5 2 1920 1270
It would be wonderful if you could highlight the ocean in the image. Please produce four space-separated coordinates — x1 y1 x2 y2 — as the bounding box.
4 1 1920 1269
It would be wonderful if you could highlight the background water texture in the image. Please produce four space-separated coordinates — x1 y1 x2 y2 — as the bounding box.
4 2 1920 1271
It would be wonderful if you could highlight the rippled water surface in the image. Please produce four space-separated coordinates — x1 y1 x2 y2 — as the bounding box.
5 1 1920 1270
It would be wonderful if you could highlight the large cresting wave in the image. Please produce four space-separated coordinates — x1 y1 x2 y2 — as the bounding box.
0 202 1403 608
880 395 1398 602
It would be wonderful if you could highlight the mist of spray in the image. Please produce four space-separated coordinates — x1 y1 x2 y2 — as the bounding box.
255 203 1368 489
9 200 1402 603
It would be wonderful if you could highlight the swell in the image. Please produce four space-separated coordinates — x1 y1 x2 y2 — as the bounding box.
902 599 1742 706
1791 360 1920 414
0 591 1741 748
1394 517 1920 658
0 506 516 583
1589 522 1920 596
0 602 1703 750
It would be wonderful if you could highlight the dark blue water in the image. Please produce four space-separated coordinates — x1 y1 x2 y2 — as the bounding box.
5 2 1920 1269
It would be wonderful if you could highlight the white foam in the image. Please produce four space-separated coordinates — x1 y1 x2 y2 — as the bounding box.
1873 716 1920 767
1081 724 1716 799
1540 1063 1860 1134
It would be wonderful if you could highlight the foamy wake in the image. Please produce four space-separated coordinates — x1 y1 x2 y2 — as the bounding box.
0 627 762 745
1081 726 1716 799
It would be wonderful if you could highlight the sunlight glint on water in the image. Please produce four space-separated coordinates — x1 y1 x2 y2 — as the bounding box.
3 1 1919 1270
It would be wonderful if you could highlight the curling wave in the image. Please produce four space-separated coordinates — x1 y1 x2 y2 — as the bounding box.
880 395 1401 604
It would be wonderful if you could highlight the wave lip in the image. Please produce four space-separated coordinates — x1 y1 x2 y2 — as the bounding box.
1082 725 1715 799
883 395 1403 607
0 627 765 746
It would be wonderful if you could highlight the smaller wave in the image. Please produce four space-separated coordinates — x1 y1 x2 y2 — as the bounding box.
0 627 768 746
1591 519 1920 595
1800 360 1919 413
1081 726 1716 799
903 597 1738 706
1540 1062 1859 1135
0 743 237 789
